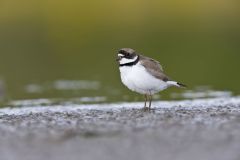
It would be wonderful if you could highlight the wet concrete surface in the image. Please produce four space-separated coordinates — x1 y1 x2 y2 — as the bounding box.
0 97 240 160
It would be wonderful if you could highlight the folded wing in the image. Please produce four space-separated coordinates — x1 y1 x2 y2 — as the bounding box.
139 55 170 82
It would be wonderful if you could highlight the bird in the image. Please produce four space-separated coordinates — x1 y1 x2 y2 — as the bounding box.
116 48 186 110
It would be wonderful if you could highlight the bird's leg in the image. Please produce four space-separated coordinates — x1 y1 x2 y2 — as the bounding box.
149 94 152 110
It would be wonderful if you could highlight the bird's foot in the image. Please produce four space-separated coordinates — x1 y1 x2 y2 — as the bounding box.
141 107 153 112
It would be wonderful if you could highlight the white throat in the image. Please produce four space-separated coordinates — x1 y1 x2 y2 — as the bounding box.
119 56 138 65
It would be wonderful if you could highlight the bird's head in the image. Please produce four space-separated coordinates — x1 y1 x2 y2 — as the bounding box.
116 48 138 65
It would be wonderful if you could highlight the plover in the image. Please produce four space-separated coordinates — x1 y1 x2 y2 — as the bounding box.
116 48 186 110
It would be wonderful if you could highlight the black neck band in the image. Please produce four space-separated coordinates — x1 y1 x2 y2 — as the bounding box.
119 56 139 67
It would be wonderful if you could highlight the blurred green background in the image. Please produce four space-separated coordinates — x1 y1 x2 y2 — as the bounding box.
0 0 239 102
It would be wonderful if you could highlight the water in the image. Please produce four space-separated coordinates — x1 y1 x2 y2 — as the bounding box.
0 77 236 107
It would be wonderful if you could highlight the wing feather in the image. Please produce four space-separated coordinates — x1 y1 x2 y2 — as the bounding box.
139 55 170 82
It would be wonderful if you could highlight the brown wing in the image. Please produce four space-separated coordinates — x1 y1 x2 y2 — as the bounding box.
139 55 170 82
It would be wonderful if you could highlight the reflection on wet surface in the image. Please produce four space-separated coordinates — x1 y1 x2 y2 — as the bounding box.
0 78 237 108
25 80 101 94
0 79 235 108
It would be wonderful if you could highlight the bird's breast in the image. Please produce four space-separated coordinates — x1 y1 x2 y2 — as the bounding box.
119 64 168 94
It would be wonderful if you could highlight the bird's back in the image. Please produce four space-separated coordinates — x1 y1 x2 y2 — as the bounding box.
139 55 170 82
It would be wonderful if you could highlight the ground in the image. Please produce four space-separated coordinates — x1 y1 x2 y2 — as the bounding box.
0 97 240 160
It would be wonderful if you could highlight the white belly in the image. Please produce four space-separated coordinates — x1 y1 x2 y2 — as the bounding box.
119 63 169 95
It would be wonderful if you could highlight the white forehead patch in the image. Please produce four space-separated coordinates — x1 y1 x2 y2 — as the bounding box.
119 56 138 65
118 54 124 57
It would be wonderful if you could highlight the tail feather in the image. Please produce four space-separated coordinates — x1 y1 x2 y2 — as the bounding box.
166 81 187 88
176 82 187 88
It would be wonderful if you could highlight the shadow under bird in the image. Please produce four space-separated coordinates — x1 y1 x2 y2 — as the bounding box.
116 48 186 110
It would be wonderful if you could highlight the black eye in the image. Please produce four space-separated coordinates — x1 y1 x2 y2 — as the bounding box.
118 49 132 58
